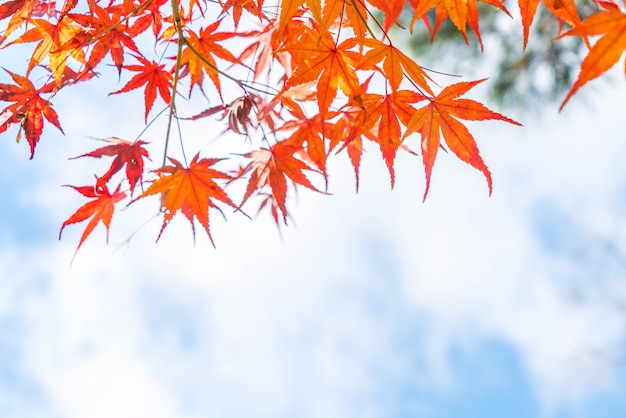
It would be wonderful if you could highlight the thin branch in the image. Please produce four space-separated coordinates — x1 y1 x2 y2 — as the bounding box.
163 0 185 166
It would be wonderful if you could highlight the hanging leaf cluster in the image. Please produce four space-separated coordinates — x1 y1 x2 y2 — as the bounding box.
0 0 622 255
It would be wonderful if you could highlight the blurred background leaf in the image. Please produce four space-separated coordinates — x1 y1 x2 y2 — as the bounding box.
393 0 598 110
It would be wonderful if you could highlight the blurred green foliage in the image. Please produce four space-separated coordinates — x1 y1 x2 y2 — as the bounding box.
394 1 597 110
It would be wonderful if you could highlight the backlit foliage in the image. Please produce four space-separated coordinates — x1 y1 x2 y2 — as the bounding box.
0 0 622 254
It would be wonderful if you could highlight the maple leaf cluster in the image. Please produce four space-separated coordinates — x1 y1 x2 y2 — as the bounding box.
0 0 622 256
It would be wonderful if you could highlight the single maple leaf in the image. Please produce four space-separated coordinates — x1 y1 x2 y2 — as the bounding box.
69 4 140 72
283 27 361 119
239 141 321 223
0 69 62 158
559 0 626 109
358 89 426 187
280 104 331 176
137 154 236 243
178 20 242 96
59 184 126 259
71 137 150 194
329 106 366 190
186 94 260 135
403 79 521 200
518 0 541 50
127 0 167 37
110 54 173 122
6 16 87 85
225 95 256 134
360 38 434 94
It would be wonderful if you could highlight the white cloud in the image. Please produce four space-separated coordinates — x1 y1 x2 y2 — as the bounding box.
1 31 626 418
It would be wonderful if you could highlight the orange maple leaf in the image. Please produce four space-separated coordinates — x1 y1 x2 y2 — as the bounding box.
358 89 426 187
59 184 126 258
329 106 366 190
239 141 321 223
342 0 371 38
110 54 173 122
218 0 265 28
279 0 321 33
543 0 581 29
6 16 87 85
283 27 361 119
404 79 521 200
178 20 242 95
137 154 236 243
0 69 63 158
1 0 56 39
360 38 434 94
367 0 406 30
519 0 580 50
559 0 626 109
280 105 331 175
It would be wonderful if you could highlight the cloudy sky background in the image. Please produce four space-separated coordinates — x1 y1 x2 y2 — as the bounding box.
1 5 626 417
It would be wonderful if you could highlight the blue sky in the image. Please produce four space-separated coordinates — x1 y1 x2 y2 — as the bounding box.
1 4 626 417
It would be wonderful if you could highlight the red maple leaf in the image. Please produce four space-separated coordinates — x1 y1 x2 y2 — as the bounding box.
69 4 140 72
59 184 126 259
368 0 406 31
0 69 62 158
239 141 321 223
110 54 173 122
71 137 150 194
127 0 167 37
0 0 57 39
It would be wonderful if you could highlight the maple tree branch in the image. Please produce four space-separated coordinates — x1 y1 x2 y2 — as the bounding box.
163 0 185 167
